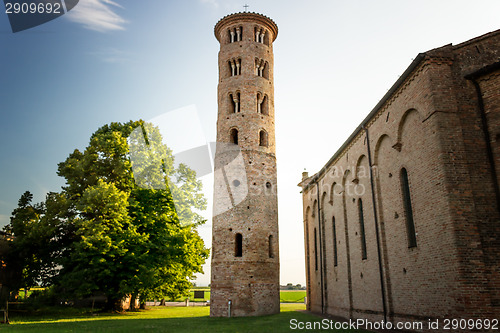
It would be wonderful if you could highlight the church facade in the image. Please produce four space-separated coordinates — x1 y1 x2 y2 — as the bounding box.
299 30 500 326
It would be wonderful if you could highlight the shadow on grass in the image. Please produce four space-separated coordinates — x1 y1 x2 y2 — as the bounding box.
3 305 365 332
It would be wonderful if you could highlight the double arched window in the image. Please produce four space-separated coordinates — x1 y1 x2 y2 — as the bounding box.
228 26 243 43
228 58 242 76
255 58 269 79
254 27 268 45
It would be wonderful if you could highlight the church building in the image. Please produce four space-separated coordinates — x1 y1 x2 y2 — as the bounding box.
299 29 500 326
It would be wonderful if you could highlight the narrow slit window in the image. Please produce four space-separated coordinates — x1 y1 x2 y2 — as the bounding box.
235 233 242 257
314 228 318 271
259 130 268 147
230 128 238 145
268 235 274 258
401 168 417 248
333 216 338 267
358 199 367 260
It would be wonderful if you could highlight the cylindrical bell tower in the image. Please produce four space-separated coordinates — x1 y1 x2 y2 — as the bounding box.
210 12 279 317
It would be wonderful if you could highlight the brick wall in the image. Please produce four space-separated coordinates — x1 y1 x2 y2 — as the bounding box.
300 29 500 331
211 13 280 317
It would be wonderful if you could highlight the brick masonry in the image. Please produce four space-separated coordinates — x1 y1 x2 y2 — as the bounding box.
210 12 280 317
299 30 500 331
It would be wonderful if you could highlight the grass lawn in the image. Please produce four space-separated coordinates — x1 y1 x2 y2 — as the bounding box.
2 304 366 332
279 290 306 303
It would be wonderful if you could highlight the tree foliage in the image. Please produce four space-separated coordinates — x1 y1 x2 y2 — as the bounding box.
3 120 209 310
3 192 57 291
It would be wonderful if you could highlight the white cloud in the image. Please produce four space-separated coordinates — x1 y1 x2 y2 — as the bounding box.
88 47 130 63
66 0 127 32
200 0 219 9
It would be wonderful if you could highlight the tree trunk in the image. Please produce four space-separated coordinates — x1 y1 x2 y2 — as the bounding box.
129 293 137 311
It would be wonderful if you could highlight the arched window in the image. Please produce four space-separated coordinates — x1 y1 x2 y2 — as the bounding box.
259 130 268 147
358 199 367 260
257 94 269 115
235 233 242 257
314 228 318 271
268 235 274 258
261 95 268 115
332 216 338 267
262 61 269 79
401 168 417 248
230 128 238 145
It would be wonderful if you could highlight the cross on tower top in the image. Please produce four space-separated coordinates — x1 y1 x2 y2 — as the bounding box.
243 4 249 12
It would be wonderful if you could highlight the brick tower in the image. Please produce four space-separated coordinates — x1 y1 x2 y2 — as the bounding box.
210 12 279 317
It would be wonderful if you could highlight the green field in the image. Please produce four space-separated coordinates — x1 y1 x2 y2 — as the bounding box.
279 291 306 303
166 290 306 303
3 304 365 332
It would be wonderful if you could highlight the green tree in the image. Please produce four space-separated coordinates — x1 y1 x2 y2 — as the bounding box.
125 187 208 308
3 192 54 291
57 180 141 308
53 120 209 310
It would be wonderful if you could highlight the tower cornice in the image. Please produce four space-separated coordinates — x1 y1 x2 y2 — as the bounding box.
214 12 278 43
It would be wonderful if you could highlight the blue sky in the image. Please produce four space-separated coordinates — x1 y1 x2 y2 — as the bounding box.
1 0 499 286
